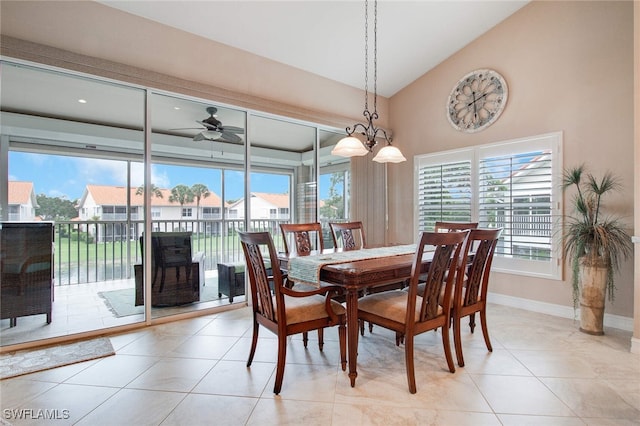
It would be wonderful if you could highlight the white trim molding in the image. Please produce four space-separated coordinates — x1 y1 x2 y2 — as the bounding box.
488 292 634 333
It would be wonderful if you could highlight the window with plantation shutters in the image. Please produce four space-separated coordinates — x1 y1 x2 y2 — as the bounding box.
417 158 472 232
414 132 562 279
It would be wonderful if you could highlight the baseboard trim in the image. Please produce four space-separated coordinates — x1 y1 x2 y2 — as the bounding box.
488 292 633 332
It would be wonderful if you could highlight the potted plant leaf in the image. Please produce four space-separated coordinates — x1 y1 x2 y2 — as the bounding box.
562 165 633 335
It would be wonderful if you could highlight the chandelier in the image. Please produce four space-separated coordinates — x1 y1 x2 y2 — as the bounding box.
331 0 406 163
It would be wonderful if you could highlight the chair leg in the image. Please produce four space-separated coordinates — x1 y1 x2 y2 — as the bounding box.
453 315 465 367
247 320 260 367
317 328 324 351
359 319 365 336
469 312 476 333
338 323 347 371
302 331 309 348
441 323 456 373
480 309 492 352
273 334 288 395
404 335 417 394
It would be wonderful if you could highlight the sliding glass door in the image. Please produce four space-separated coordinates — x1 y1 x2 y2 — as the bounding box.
0 59 348 347
1 61 146 345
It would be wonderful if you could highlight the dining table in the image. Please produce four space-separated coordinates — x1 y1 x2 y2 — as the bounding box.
280 244 435 387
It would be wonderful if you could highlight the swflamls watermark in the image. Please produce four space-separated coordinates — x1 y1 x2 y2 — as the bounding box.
3 408 70 420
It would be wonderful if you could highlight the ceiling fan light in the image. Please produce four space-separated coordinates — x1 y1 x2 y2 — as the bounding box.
331 136 369 157
372 145 406 163
201 130 222 140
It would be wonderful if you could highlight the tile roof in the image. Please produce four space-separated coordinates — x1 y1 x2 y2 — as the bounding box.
252 192 290 208
85 185 222 207
8 181 34 204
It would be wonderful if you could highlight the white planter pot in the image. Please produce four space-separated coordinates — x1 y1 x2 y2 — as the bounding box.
578 259 607 335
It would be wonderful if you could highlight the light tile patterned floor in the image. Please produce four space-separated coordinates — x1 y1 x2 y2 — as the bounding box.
1 304 639 425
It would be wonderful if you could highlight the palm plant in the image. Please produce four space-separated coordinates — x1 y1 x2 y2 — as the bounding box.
135 184 164 199
190 183 211 222
169 184 195 206
562 165 632 307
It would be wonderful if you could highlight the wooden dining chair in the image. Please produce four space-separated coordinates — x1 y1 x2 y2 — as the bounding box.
329 220 404 335
434 221 478 232
279 222 330 346
452 228 502 367
329 221 366 250
238 231 346 395
357 231 467 394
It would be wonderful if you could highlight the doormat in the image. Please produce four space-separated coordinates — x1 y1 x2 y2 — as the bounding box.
0 337 115 380
98 285 223 317
98 288 144 317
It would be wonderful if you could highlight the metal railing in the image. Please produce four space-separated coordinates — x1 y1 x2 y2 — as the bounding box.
53 219 290 285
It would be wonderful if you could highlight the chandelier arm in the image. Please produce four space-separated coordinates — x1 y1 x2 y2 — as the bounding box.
346 122 370 137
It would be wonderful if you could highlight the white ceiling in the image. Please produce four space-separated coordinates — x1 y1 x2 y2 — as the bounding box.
99 0 529 97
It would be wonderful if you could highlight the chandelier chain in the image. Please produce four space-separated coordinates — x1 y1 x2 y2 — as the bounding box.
373 0 377 114
364 0 369 113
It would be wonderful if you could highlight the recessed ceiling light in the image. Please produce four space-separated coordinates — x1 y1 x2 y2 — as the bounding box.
78 99 87 104
173 106 181 110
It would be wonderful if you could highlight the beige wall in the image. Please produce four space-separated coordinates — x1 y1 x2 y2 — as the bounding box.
388 1 635 319
633 1 639 350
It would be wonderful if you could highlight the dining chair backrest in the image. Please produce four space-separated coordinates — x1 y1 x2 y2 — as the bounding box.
238 231 283 323
456 228 502 310
329 221 366 250
406 231 468 322
434 221 479 233
280 223 324 256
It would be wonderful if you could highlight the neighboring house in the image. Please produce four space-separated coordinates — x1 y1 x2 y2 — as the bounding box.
76 185 223 242
7 181 38 221
226 193 290 220
491 151 553 259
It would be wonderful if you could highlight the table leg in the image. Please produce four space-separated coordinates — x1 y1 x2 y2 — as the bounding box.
346 288 359 387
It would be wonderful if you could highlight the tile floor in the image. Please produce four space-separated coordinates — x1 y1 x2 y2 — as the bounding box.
1 304 639 425
0 271 239 347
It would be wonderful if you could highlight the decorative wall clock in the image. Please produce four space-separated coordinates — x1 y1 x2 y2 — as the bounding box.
447 69 508 133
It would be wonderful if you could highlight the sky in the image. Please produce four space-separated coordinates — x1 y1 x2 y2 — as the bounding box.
9 151 335 201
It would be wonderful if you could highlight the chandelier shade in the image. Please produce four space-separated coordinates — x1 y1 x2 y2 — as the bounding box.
373 145 407 163
330 136 369 157
331 0 406 164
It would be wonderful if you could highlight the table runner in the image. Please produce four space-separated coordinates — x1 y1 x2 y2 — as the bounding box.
288 244 417 286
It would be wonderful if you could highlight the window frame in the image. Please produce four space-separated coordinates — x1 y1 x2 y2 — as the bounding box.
414 131 563 279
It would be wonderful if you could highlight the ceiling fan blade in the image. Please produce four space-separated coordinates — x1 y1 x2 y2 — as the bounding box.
220 126 245 134
219 132 243 143
169 127 205 131
193 132 206 142
196 120 218 130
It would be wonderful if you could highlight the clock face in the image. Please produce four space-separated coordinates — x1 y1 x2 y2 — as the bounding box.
447 69 508 133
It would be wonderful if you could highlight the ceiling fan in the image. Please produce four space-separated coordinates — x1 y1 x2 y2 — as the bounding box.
175 106 245 143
